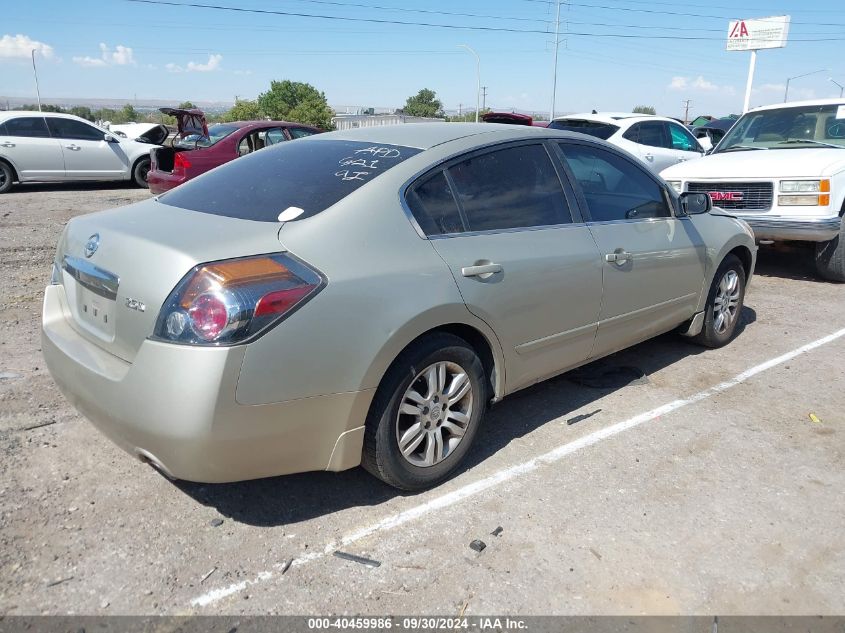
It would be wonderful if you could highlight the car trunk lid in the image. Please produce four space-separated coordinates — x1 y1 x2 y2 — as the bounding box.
55 199 285 363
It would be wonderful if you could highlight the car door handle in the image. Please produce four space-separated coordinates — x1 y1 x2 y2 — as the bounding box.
65 144 81 151
605 251 632 266
461 263 503 278
0 142 14 148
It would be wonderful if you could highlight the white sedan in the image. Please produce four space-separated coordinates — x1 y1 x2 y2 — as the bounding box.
0 111 158 193
548 112 705 173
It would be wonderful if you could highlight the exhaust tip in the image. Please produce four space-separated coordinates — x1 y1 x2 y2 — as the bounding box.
136 449 177 481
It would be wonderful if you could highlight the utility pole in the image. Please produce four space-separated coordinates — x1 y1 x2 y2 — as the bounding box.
549 0 562 121
31 49 43 112
481 86 487 111
682 99 692 124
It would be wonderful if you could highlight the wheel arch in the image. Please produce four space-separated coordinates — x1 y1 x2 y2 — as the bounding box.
0 156 19 181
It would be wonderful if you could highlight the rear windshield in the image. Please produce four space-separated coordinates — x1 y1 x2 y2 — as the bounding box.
158 139 422 221
547 119 620 140
174 123 240 149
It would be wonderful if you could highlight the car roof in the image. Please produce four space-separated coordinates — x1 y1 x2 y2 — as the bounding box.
749 98 845 113
310 122 564 150
552 112 678 125
218 120 319 129
0 110 94 122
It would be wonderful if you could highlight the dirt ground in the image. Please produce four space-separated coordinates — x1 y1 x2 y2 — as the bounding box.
0 182 843 617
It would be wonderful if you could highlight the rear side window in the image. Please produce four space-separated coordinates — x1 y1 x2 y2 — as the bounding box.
4 117 50 138
406 171 464 236
558 143 670 222
547 119 619 140
447 144 571 232
159 140 422 222
47 118 104 141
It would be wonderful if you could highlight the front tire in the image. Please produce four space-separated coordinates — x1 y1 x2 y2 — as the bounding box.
362 333 488 491
0 161 13 194
691 254 746 348
814 215 845 282
132 157 151 188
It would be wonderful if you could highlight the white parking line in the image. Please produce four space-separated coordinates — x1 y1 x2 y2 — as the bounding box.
190 327 845 608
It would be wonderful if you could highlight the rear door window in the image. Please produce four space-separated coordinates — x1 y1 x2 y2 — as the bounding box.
159 140 422 222
446 144 572 232
557 142 671 221
623 122 669 148
4 117 50 138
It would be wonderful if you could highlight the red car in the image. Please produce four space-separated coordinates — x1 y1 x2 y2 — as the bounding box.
147 108 321 194
481 111 549 127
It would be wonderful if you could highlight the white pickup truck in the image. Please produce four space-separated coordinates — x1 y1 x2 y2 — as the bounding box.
662 99 845 281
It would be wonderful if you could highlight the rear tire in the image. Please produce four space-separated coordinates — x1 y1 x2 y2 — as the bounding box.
691 254 746 348
132 157 151 188
814 215 845 282
362 333 488 491
0 161 13 194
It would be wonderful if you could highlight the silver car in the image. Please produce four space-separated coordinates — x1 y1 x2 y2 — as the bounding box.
0 111 156 193
42 124 756 490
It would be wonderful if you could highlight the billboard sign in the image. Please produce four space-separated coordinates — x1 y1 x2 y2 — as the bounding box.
727 15 790 51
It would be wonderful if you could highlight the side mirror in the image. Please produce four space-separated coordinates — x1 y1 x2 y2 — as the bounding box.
104 133 119 143
679 192 712 215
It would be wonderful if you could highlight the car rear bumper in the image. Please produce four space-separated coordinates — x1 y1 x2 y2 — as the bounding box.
41 284 373 483
737 215 842 242
146 169 187 195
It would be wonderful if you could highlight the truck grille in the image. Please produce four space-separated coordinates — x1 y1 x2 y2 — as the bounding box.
687 181 773 211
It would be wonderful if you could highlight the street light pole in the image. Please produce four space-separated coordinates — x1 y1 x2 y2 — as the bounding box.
784 69 827 102
831 78 845 98
549 0 562 122
457 44 481 123
31 49 43 112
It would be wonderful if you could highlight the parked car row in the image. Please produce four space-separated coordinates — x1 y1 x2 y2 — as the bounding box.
0 107 321 195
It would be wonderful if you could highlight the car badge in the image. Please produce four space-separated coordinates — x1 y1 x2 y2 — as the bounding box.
84 233 100 258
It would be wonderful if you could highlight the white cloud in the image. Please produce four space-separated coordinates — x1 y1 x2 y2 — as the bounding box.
233 69 253 76
73 43 135 67
668 75 733 95
0 33 55 60
669 76 688 90
168 53 223 73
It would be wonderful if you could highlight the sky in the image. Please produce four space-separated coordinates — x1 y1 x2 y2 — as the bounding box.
2 0 845 119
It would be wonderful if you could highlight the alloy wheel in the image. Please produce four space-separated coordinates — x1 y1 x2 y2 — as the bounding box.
713 269 741 334
395 361 474 467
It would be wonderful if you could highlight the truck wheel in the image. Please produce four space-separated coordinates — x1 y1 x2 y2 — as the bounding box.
691 254 746 348
132 157 151 188
362 333 488 491
0 161 13 194
814 215 845 282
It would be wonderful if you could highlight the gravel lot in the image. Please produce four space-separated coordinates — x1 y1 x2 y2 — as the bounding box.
0 183 843 616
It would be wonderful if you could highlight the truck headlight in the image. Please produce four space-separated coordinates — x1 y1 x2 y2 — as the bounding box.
779 179 829 193
667 180 683 194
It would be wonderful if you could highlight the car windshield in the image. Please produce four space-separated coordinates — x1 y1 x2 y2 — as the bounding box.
546 119 619 140
173 123 240 149
158 139 422 222
715 104 845 153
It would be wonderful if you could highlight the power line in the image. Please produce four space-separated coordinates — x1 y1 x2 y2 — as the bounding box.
124 0 845 40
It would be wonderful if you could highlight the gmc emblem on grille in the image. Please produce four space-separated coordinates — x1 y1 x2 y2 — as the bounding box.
709 191 744 202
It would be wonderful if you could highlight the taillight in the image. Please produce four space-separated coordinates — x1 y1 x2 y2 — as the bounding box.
173 152 191 172
153 253 324 346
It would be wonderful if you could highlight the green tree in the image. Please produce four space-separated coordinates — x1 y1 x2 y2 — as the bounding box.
69 106 94 121
21 104 66 113
178 101 196 109
256 80 334 129
93 108 117 123
403 89 444 118
118 103 140 123
222 99 262 122
632 105 656 115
